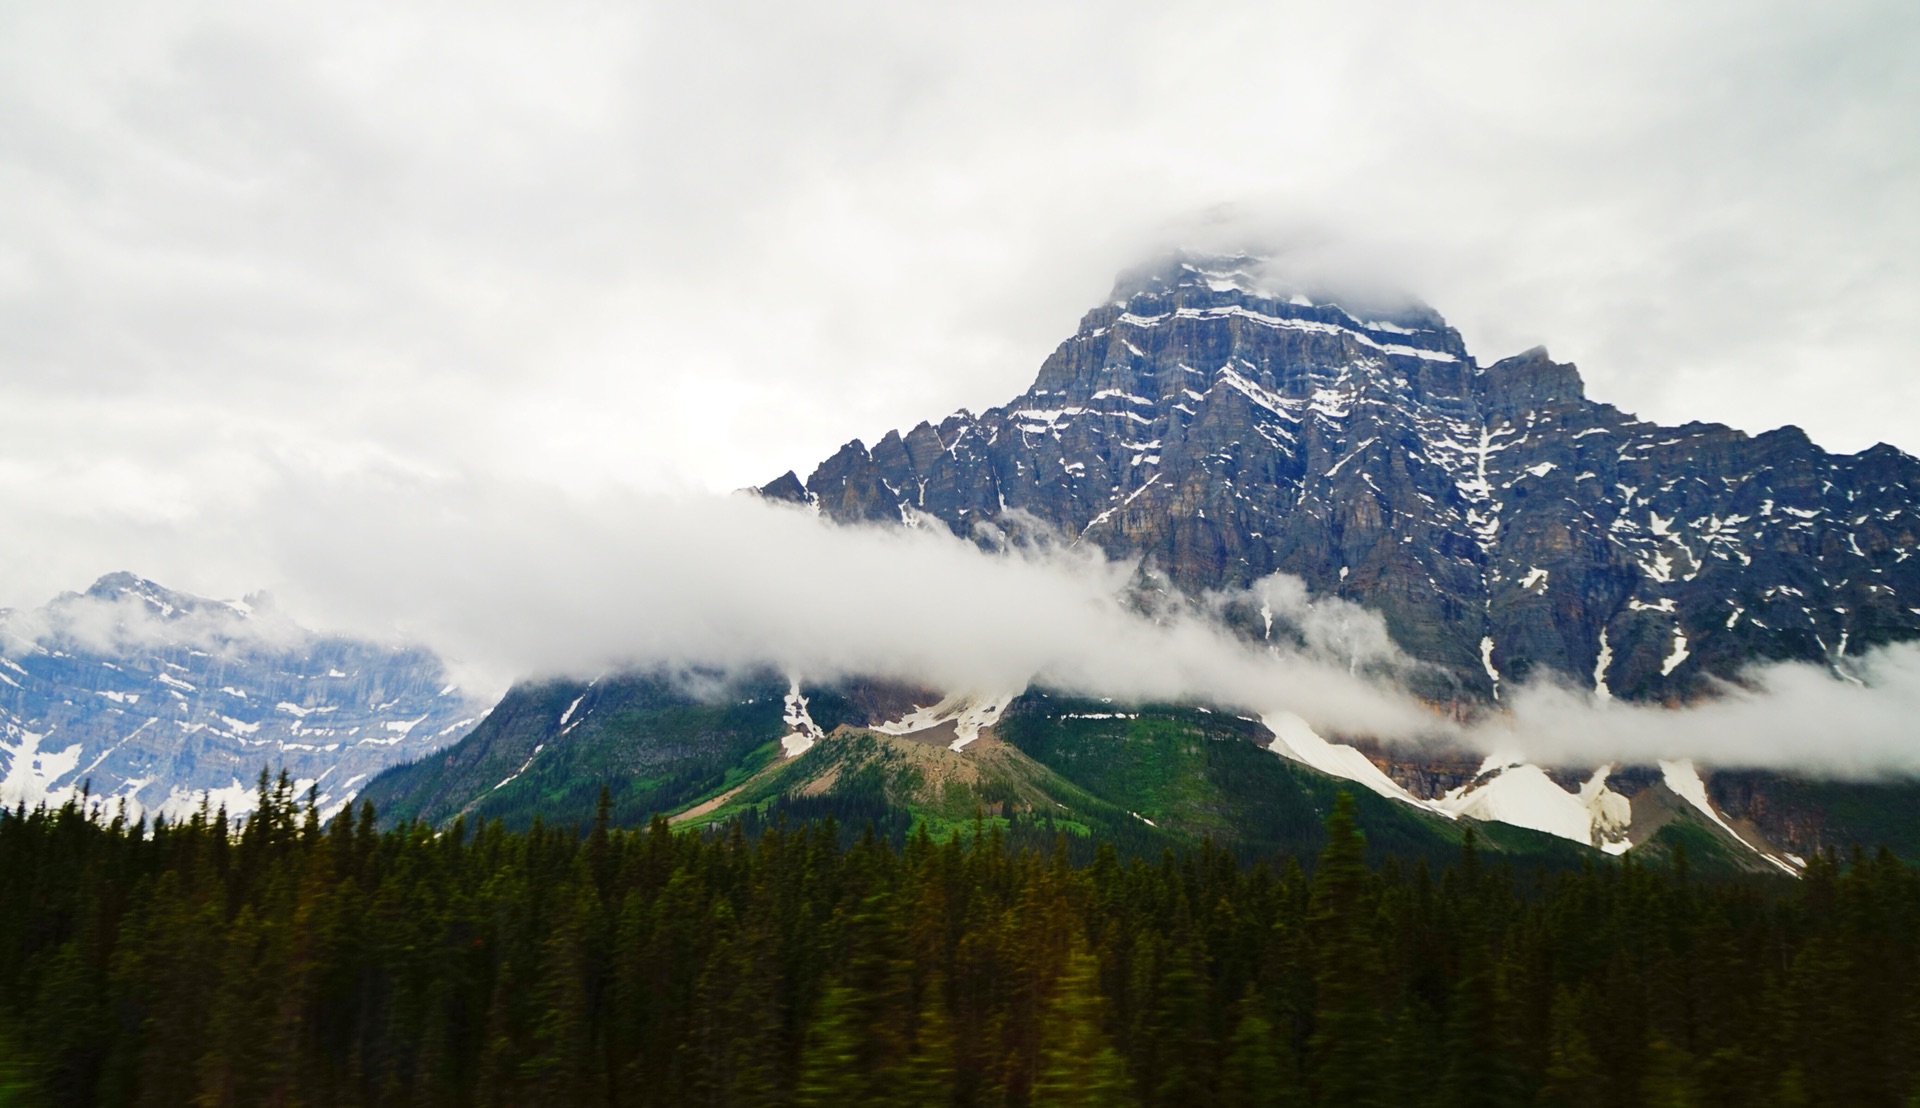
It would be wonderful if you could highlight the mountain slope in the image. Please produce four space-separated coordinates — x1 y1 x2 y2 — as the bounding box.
361 252 1917 870
0 573 484 819
763 253 1920 702
358 670 795 829
367 675 1797 872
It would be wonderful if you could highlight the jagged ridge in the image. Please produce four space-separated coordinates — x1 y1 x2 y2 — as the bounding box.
763 252 1920 701
0 573 484 819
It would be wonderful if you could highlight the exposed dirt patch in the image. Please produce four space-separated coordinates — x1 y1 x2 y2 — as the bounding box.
797 763 842 796
671 782 749 824
892 720 960 747
827 727 1002 789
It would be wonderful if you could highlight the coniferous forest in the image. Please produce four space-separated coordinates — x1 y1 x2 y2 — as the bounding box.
2 777 1918 1108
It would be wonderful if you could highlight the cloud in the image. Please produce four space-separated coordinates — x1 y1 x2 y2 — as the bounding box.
1484 653 1920 778
2 2 1918 778
247 476 1440 741
1 582 310 659
1215 573 1415 678
29 464 1904 780
272 473 1920 779
2 2 1918 625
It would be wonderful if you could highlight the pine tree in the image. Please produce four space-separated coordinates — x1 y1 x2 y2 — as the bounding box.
1382 999 1444 1108
1537 988 1603 1108
0 1022 38 1107
796 982 866 1108
26 938 106 1106
1641 1038 1701 1108
687 902 780 1108
1151 898 1216 1105
895 975 959 1108
528 878 604 1104
1219 992 1297 1108
1438 946 1522 1108
1307 793 1382 1108
1032 946 1134 1108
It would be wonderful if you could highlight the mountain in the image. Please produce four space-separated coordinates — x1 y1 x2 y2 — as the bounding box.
0 573 488 819
762 253 1920 703
362 669 1813 874
362 251 1920 871
358 670 792 830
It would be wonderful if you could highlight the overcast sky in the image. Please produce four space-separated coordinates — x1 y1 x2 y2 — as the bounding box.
2 0 1917 616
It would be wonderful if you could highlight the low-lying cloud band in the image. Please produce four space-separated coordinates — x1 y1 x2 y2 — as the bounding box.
220 480 1920 778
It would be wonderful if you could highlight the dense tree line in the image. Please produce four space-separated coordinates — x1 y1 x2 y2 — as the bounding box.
2 774 1917 1107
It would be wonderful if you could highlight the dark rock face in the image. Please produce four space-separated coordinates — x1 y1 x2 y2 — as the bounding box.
765 253 1920 701
1707 769 1920 859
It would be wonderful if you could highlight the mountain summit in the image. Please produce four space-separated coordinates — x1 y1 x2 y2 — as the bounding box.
0 573 486 819
762 252 1920 701
360 251 1920 870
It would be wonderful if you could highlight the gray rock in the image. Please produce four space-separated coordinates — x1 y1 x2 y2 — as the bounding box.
0 573 486 819
765 252 1920 702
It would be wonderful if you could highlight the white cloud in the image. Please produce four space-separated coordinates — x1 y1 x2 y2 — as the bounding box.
1 586 309 659
2 0 1918 776
16 462 1911 778
1485 650 1920 778
248 477 1441 740
11 450 1920 776
3 4 1917 617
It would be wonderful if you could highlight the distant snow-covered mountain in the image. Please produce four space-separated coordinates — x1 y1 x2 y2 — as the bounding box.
0 572 489 820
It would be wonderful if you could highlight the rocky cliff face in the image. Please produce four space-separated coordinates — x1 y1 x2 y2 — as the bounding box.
0 573 486 819
764 253 1920 701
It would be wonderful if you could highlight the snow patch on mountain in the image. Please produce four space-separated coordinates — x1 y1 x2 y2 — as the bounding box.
873 691 1015 751
1661 628 1692 675
1438 763 1592 843
1593 629 1615 703
0 726 84 809
1261 711 1442 812
1435 762 1634 851
0 574 489 819
1579 768 1636 854
779 678 824 757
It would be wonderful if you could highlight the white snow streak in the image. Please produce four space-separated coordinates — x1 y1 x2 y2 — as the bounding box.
779 678 825 757
1661 628 1691 676
1262 711 1444 813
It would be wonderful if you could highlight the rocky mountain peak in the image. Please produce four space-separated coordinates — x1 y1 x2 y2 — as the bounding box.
1480 346 1585 419
82 571 200 611
1 575 485 821
1107 251 1449 329
767 252 1920 703
1079 251 1471 376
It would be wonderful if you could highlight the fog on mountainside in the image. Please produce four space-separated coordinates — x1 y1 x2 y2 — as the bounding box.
209 470 1920 779
15 254 1920 799
767 255 1920 701
0 574 484 818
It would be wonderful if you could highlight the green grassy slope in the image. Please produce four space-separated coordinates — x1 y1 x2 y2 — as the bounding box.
673 726 1174 851
994 693 1589 867
666 692 1591 868
359 671 788 830
362 680 1836 875
1629 809 1790 875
